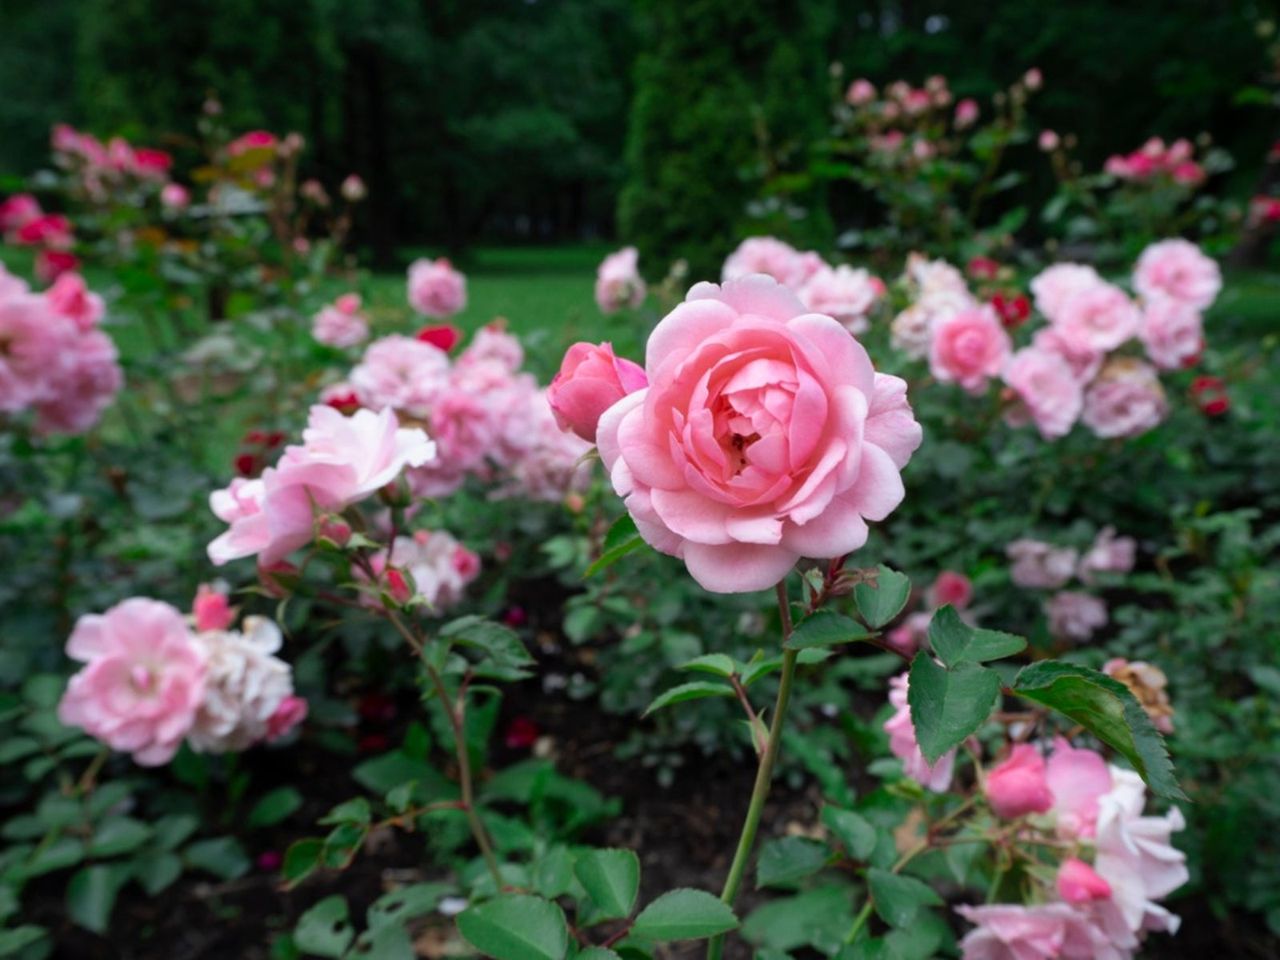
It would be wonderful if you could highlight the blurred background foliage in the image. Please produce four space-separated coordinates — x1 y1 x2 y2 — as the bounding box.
1 0 1276 273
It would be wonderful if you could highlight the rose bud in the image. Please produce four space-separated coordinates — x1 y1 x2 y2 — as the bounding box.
1056 858 1112 904
548 341 647 443
984 743 1054 818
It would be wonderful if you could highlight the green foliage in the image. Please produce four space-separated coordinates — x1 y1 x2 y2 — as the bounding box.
908 655 1002 764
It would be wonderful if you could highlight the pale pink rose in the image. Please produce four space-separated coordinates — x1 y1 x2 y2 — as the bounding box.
0 294 76 412
32 329 122 435
907 253 969 297
425 382 501 473
160 183 190 209
57 599 207 766
596 275 922 592
1038 130 1060 152
193 583 235 632
45 272 104 331
312 296 369 349
595 246 646 313
266 695 308 741
0 193 42 238
1047 738 1113 838
1007 539 1078 589
340 174 366 202
1138 297 1202 370
1058 858 1113 904
351 335 450 419
956 904 1072 960
1024 68 1043 90
902 88 932 115
458 325 524 372
188 617 295 753
1002 347 1084 440
846 78 876 105
364 529 481 612
1078 528 1136 583
912 139 936 161
1031 326 1103 384
1029 263 1103 322
891 286 975 360
929 305 1011 394
985 744 1054 818
548 341 648 442
1053 282 1142 352
885 672 955 792
798 264 884 334
491 389 592 503
928 570 973 610
954 98 980 128
0 263 29 300
1133 239 1221 310
407 257 467 317
721 237 827 290
1082 359 1167 439
1094 767 1188 935
1047 590 1107 641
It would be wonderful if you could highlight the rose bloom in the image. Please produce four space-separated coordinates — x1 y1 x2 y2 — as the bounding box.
797 264 884 335
57 599 207 765
458 324 524 372
1052 282 1142 352
1002 347 1083 440
188 616 296 753
1139 296 1204 371
1038 129 1060 152
1046 737 1112 838
0 263 28 300
1031 326 1103 384
596 274 922 592
906 253 969 298
35 250 80 284
595 246 646 313
407 257 467 318
1057 858 1113 905
1078 527 1136 583
985 744 1054 818
33 328 123 436
351 334 450 419
160 183 190 209
1081 358 1168 439
0 193 42 237
846 78 876 105
721 237 827 290
46 272 104 331
365 529 481 612
1046 590 1108 641
1029 263 1103 322
955 903 1125 960
340 174 367 202
954 98 980 128
1006 539 1078 589
928 570 972 609
312 294 369 349
548 341 647 443
491 388 593 503
193 583 236 632
15 213 74 250
929 305 1011 394
227 130 278 158
885 672 955 792
0 293 76 412
1133 239 1221 310
891 288 975 360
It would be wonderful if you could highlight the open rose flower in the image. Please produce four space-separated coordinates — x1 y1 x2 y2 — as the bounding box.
407 257 467 318
1029 263 1103 321
797 264 884 334
312 293 369 348
929 305 1011 394
1133 239 1221 310
1052 281 1142 352
595 275 922 593
1082 358 1168 439
1002 347 1084 439
548 341 647 442
721 237 826 290
1139 297 1202 370
594 246 646 313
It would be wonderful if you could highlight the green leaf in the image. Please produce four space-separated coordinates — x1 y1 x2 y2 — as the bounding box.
574 848 641 922
927 606 1026 667
1012 661 1183 800
631 888 738 942
184 836 250 880
351 924 413 960
367 882 453 930
457 894 569 960
907 655 1000 764
854 567 911 628
248 787 304 828
133 851 182 895
678 654 737 678
742 885 855 954
319 797 372 827
783 611 873 651
87 816 152 857
67 864 130 933
755 837 829 888
152 814 199 851
295 895 353 958
642 682 735 717
866 869 942 928
0 926 47 956
821 807 878 861
24 837 84 877
585 515 644 577
352 752 455 800
282 838 324 885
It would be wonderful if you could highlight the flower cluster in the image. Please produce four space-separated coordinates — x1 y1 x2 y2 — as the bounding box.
57 591 305 766
0 193 79 281
1103 137 1205 186
312 292 369 349
0 264 122 434
595 246 646 313
1007 527 1135 643
51 123 174 195
362 529 481 613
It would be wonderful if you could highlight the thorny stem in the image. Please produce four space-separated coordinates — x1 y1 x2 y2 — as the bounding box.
706 581 801 960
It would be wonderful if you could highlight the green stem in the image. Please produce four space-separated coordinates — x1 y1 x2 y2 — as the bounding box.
706 581 800 960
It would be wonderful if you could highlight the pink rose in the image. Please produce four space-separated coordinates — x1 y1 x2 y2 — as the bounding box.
15 213 74 250
32 329 122 436
1138 297 1202 370
340 174 367 202
928 570 972 610
955 904 1073 960
1029 264 1103 322
1081 359 1167 439
1133 239 1220 310
407 257 467 318
193 584 236 632
131 148 172 179
0 293 76 412
458 325 524 372
985 744 1054 818
0 194 42 238
351 335 451 419
312 295 369 349
1046 590 1107 641
160 183 190 209
34 250 80 284
1038 130 1060 152
1057 858 1112 904
885 672 955 792
954 98 980 128
266 695 308 742
548 341 647 443
797 264 884 334
929 305 1011 394
1007 539 1077 589
1078 527 1135 583
846 79 876 105
1002 347 1084 440
596 275 922 592
1052 282 1141 352
594 246 646 313
1030 327 1103 384
721 237 827 290
1046 738 1112 838
46 272 104 331
57 599 207 765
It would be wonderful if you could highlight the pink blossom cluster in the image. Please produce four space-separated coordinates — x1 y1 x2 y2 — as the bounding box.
57 591 306 765
595 246 646 313
1007 528 1135 643
362 529 481 613
311 292 369 348
891 253 978 359
962 739 1187 959
0 193 79 281
1103 137 1205 186
0 264 122 434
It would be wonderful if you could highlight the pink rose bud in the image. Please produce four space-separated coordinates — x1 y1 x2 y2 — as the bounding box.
929 571 973 610
266 695 308 741
384 567 414 606
1056 858 1112 904
193 583 235 632
317 517 352 548
548 341 647 443
984 743 1054 818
